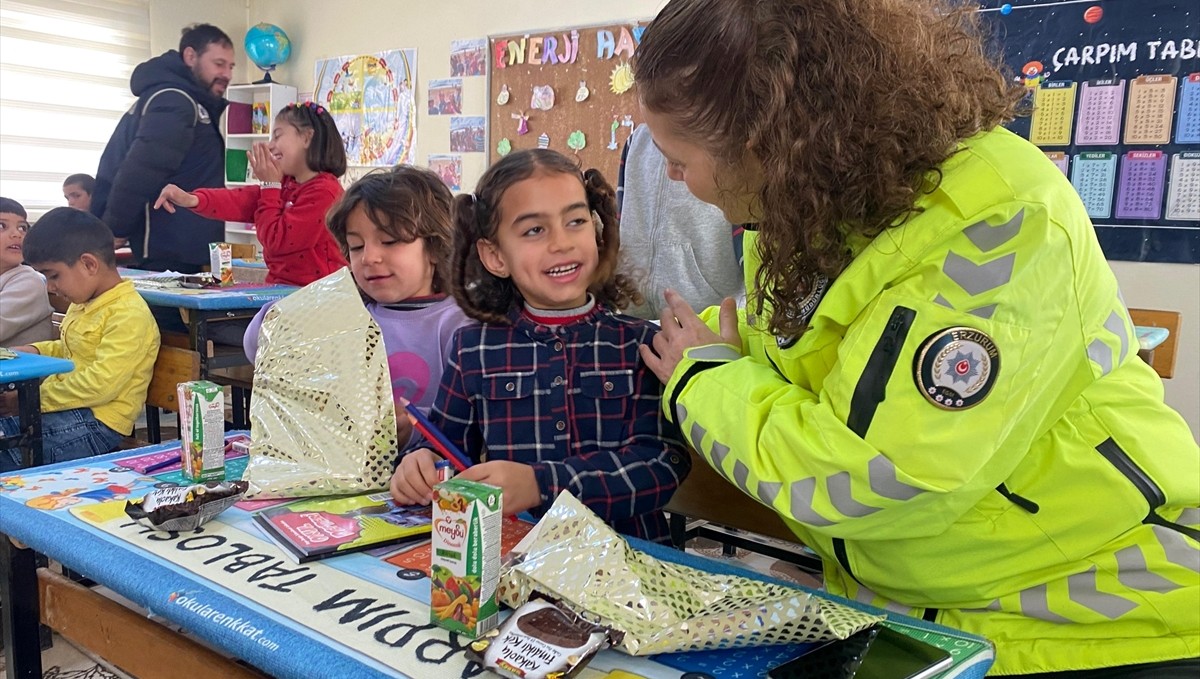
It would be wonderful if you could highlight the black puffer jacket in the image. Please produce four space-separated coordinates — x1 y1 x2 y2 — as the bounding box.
92 51 227 267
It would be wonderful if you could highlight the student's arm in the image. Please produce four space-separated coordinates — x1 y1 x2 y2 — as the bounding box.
526 360 691 523
253 181 343 257
191 185 261 223
240 303 274 363
36 307 157 412
102 91 196 237
29 339 63 358
0 272 51 345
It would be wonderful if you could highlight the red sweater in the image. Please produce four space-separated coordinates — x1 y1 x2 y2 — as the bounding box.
192 172 347 286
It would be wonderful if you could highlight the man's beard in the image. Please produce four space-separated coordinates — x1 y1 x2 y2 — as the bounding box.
192 66 229 97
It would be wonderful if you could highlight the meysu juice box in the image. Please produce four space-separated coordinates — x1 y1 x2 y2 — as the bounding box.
430 478 502 637
178 380 225 482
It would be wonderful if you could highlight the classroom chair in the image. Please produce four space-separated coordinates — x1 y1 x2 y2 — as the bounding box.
1129 308 1182 379
666 447 823 574
143 344 200 444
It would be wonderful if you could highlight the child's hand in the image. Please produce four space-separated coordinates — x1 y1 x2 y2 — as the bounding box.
249 143 284 184
457 461 541 515
153 184 199 213
389 448 441 505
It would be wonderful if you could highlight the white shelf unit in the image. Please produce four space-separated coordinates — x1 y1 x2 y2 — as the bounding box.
222 82 297 250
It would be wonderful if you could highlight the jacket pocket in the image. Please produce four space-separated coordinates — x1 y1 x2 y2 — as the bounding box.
1097 437 1200 541
482 371 536 400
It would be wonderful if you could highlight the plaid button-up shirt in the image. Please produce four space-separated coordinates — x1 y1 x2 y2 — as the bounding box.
408 303 690 542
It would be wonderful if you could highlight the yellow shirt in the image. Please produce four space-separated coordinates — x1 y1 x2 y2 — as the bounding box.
31 280 159 435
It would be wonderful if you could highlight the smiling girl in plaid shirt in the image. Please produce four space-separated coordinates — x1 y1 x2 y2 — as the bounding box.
389 149 690 542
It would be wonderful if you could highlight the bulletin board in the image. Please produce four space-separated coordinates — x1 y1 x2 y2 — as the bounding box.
981 0 1199 263
488 20 649 185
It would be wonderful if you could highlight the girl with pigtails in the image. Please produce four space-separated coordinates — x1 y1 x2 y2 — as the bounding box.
388 149 690 543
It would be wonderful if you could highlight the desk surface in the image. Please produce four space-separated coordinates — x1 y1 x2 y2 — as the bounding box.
120 269 296 310
0 440 993 679
0 351 74 382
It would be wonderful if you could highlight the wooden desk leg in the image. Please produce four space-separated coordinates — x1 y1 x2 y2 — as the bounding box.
1 534 45 679
16 380 43 469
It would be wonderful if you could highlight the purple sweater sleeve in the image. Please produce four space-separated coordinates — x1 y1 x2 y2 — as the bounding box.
242 303 274 363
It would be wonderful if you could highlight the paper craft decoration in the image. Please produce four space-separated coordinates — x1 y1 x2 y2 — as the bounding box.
497 492 883 656
609 61 635 94
1029 81 1077 146
497 138 512 156
497 83 511 106
1176 74 1200 144
244 268 398 498
1115 151 1167 221
1166 152 1200 221
607 116 621 150
1124 74 1176 145
531 85 555 111
575 81 589 102
567 130 586 153
1070 152 1118 219
1075 78 1124 145
512 111 529 136
537 132 550 149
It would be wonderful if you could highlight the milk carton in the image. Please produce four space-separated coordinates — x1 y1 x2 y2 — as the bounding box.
178 380 225 482
430 478 502 637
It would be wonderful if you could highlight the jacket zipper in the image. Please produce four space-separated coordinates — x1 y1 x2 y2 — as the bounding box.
1096 437 1200 541
837 306 916 580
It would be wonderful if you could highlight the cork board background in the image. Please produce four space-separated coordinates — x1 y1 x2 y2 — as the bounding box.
488 20 649 185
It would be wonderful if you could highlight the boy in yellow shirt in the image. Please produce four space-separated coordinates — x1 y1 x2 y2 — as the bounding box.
0 208 159 471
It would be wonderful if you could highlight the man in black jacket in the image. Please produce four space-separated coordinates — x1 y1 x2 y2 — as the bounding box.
92 24 234 273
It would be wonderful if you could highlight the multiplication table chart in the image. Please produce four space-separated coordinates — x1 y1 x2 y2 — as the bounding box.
1030 81 1077 146
1045 151 1069 176
1166 152 1200 220
1124 75 1177 145
1116 151 1167 220
1076 78 1125 145
1177 74 1200 144
1071 152 1117 218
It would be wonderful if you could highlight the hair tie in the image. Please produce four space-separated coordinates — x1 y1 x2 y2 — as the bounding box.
288 100 326 116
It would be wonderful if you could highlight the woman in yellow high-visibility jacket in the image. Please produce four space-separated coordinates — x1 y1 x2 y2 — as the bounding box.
634 0 1199 676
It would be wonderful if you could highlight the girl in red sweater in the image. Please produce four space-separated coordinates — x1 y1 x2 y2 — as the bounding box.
154 102 348 286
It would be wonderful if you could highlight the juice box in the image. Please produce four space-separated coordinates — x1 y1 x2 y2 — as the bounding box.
430 478 502 637
178 380 225 482
208 242 233 286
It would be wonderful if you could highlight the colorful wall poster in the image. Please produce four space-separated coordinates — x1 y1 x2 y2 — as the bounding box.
450 116 485 153
450 38 487 77
314 49 417 166
428 154 463 191
427 78 463 115
1165 152 1200 220
984 0 1200 263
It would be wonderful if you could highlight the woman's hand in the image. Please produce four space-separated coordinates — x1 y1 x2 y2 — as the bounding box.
456 461 541 515
389 448 441 505
640 290 741 384
248 142 284 184
153 184 199 213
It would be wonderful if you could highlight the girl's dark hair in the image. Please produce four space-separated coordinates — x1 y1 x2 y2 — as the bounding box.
277 102 347 177
325 165 454 298
634 0 1023 338
451 149 640 324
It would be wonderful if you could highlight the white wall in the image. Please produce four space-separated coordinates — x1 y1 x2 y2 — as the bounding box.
147 1 1199 439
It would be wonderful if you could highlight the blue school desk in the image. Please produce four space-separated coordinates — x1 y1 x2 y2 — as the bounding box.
0 440 994 679
0 351 74 468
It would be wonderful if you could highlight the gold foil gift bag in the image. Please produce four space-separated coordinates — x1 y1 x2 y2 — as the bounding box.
243 268 398 497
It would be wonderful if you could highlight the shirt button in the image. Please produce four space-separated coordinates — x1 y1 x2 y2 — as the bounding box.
554 342 563 351
603 381 614 391
552 376 564 386
555 420 566 431
505 382 515 392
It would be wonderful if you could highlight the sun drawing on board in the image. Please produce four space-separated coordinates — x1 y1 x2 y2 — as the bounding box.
610 61 635 95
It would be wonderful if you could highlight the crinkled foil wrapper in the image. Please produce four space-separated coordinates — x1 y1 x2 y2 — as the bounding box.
497 492 883 656
243 268 398 498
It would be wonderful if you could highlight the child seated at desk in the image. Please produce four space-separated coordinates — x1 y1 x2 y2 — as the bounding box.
155 102 348 287
0 208 159 471
390 149 691 543
243 165 471 443
0 197 54 345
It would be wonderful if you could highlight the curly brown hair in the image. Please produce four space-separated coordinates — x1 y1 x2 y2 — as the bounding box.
450 149 642 324
634 0 1023 337
325 165 454 299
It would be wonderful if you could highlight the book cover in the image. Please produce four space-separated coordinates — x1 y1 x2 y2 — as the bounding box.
252 492 432 564
225 149 249 183
251 100 270 135
227 101 252 134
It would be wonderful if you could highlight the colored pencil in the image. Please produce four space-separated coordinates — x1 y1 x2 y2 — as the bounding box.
404 403 471 472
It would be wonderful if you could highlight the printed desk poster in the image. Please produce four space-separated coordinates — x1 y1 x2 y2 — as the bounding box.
427 78 462 115
450 115 486 153
982 0 1200 264
314 49 417 166
450 38 487 77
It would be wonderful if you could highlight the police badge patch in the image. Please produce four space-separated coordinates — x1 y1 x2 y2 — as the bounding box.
914 327 999 410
